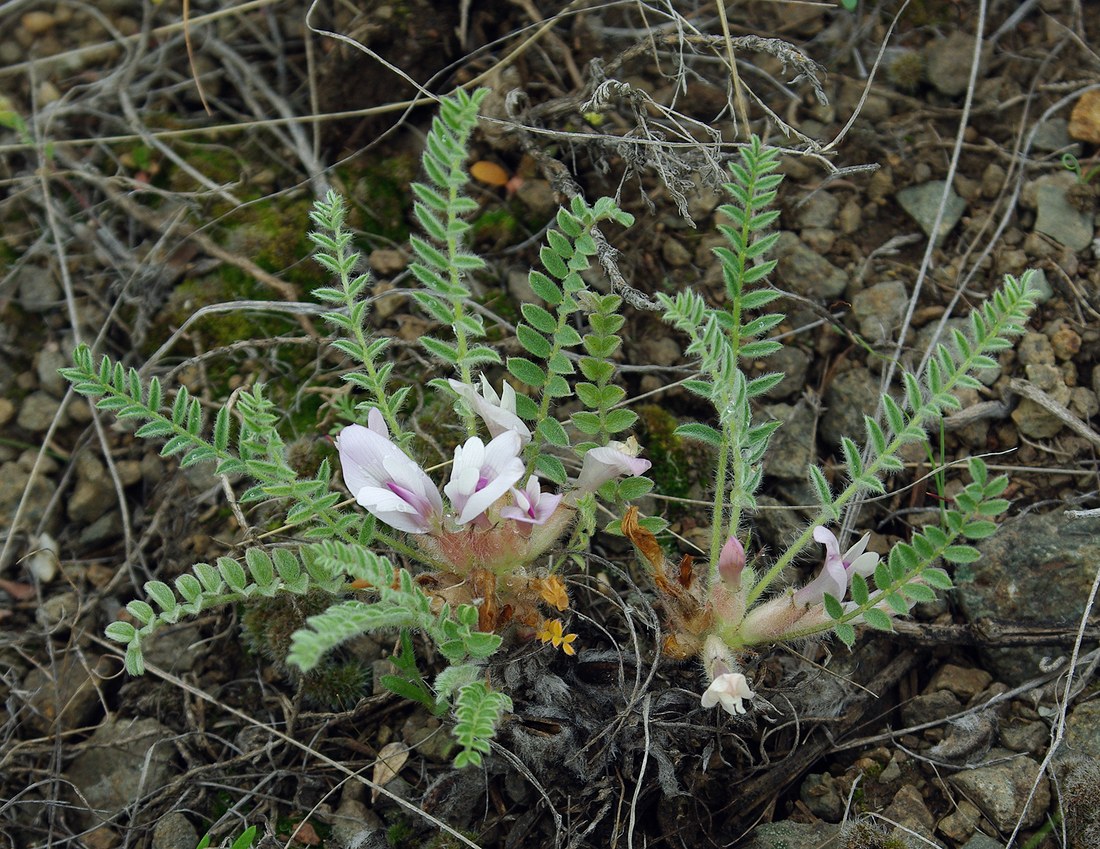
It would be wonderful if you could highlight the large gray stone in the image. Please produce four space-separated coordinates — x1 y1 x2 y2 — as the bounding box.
955 511 1100 684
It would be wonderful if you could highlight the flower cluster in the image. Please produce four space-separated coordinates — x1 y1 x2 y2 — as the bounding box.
336 376 651 577
666 528 889 717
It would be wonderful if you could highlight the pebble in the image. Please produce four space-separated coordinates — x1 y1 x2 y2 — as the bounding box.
799 772 845 821
516 178 558 221
936 799 983 844
980 162 1006 199
948 750 1050 830
999 719 1050 756
661 237 692 267
21 10 56 34
763 401 815 479
1062 699 1100 761
793 191 838 230
799 227 835 254
368 248 407 276
636 335 681 367
16 390 66 433
68 453 113 524
850 279 907 342
773 231 847 300
66 717 178 827
882 784 935 840
896 180 967 243
1050 325 1082 360
0 398 13 427
1033 174 1095 251
1016 331 1055 367
1068 89 1100 144
35 349 67 396
1030 117 1072 152
22 653 106 734
151 813 199 849
926 664 993 701
838 197 862 234
819 367 884 448
900 688 961 728
925 31 986 97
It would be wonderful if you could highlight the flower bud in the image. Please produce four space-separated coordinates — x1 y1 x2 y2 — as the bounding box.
718 535 745 588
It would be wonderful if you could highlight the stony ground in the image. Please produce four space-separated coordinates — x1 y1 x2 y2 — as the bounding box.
1 2 1099 849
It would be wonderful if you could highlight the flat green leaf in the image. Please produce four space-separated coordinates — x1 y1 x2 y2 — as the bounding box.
521 303 557 333
537 417 570 447
507 357 547 389
862 608 894 631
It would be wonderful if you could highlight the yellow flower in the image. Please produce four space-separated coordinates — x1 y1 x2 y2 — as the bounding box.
537 576 570 611
536 619 578 656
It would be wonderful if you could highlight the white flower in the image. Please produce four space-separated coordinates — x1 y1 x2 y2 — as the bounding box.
500 475 564 526
448 376 532 445
337 409 443 534
444 431 525 526
701 672 756 716
794 527 880 606
574 442 652 494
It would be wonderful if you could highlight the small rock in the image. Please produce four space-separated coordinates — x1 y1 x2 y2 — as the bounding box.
897 181 967 243
998 719 1050 756
515 179 557 221
35 349 67 396
143 622 203 674
66 717 178 827
367 248 406 276
1011 398 1063 439
152 812 199 849
1068 89 1100 144
1016 332 1055 367
926 664 993 701
35 590 82 631
1035 179 1095 252
799 772 845 822
743 821 840 849
0 398 13 427
330 783 383 849
15 264 61 311
687 180 721 220
1030 118 1073 152
800 227 835 254
78 511 124 547
68 454 114 524
948 750 1050 830
774 231 847 299
506 267 538 304
17 391 66 433
22 653 107 734
636 336 681 367
838 198 862 234
937 799 983 844
1050 325 1082 360
369 281 405 321
882 784 935 839
820 368 881 448
925 31 987 97
960 834 1005 849
1023 268 1053 303
0 462 57 532
763 401 815 479
23 531 60 583
900 689 962 728
1025 362 1062 391
1062 699 1100 762
756 346 810 400
794 191 839 229
851 280 907 341
981 163 1006 199
661 238 692 267
21 10 56 34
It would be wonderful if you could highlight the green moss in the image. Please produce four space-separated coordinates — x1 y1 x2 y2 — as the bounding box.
470 207 521 249
347 154 417 244
637 404 712 511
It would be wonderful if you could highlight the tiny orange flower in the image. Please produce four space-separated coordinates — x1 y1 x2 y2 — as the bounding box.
536 618 578 656
537 575 570 612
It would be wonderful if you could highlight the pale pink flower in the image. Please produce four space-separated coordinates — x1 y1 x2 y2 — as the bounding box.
448 376 532 445
337 409 443 534
444 431 525 526
500 476 564 527
574 442 652 494
794 527 879 606
701 672 756 716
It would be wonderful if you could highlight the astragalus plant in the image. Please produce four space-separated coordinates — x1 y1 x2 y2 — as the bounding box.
62 88 1036 765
